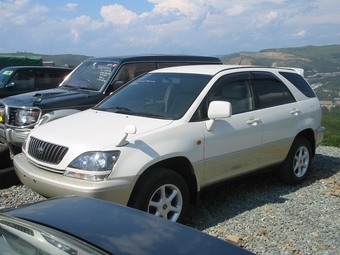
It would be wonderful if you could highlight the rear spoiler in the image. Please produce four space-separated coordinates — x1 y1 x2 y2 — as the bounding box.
289 68 304 77
276 67 305 77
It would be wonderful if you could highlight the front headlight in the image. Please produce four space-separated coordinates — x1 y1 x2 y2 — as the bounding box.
65 151 120 181
0 108 4 123
15 109 40 126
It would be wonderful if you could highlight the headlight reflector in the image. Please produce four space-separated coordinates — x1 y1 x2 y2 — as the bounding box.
65 151 120 181
15 109 40 126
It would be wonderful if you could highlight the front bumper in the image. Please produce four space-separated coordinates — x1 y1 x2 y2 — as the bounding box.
14 153 137 205
0 124 30 149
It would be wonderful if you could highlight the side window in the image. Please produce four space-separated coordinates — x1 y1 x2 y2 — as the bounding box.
157 62 190 68
10 70 35 89
114 63 157 83
35 71 67 89
191 72 254 121
252 72 296 109
279 71 316 98
133 63 157 77
208 72 254 115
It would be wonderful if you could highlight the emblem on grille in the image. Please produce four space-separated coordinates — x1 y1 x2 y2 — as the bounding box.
37 146 44 155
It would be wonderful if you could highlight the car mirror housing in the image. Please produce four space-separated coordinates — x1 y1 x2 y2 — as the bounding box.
206 101 232 131
5 82 16 88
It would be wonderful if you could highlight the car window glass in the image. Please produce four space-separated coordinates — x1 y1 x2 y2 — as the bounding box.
208 72 254 115
61 61 118 91
113 63 157 83
10 71 35 89
252 71 296 108
132 63 157 78
157 62 191 68
35 70 69 89
0 70 14 87
279 71 316 98
96 73 212 120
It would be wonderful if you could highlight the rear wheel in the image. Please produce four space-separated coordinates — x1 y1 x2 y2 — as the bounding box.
279 137 312 185
128 168 190 223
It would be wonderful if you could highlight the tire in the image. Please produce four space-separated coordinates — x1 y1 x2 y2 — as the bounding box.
0 144 11 169
128 168 190 223
279 136 312 185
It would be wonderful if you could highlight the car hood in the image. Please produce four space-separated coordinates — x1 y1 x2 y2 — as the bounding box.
1 196 254 255
0 87 95 107
29 109 173 152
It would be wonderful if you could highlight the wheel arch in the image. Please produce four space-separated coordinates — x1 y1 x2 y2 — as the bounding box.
129 156 199 206
296 128 316 157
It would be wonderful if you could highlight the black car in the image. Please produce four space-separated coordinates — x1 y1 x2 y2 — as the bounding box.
0 196 254 255
0 66 72 98
0 55 221 156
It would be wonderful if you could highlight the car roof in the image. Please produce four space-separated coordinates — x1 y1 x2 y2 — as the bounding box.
2 196 254 255
151 64 304 76
1 66 72 71
85 54 222 63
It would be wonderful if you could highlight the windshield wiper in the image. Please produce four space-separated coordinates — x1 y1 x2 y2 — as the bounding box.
78 86 98 91
134 112 172 119
99 106 133 113
61 85 78 90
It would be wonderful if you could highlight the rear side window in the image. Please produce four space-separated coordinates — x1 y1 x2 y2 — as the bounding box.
35 70 70 89
279 71 316 98
252 72 296 109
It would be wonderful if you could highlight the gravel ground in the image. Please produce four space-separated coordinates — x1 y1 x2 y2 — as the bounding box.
1 146 339 254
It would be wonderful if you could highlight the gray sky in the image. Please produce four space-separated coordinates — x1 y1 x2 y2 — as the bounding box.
0 0 339 57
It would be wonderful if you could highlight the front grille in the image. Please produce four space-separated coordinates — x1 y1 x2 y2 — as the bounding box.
28 137 68 165
8 108 17 125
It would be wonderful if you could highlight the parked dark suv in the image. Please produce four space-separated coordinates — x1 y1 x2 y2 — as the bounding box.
0 66 72 98
0 55 221 158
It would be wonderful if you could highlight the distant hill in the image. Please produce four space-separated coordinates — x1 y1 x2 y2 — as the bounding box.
220 44 340 74
0 52 93 68
5 45 340 72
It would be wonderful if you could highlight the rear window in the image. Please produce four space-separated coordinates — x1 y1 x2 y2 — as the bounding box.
279 72 316 98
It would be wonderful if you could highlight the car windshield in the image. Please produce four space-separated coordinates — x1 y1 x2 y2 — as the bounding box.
60 60 118 91
0 214 107 255
95 72 212 119
0 69 14 87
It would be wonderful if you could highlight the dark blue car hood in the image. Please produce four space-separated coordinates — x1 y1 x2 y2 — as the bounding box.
0 87 99 109
1 196 253 255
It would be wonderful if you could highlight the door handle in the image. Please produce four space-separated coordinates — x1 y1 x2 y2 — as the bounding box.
246 117 261 126
290 108 301 116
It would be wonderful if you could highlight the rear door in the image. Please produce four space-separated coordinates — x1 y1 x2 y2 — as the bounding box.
251 71 302 167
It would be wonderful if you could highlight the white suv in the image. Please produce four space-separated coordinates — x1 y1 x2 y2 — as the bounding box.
14 65 325 223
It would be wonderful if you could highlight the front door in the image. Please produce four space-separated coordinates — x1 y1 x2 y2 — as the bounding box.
202 72 263 186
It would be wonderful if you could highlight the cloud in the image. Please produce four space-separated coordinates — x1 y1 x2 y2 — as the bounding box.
0 0 49 27
291 30 307 38
0 0 339 56
100 4 137 25
226 4 246 16
58 3 78 12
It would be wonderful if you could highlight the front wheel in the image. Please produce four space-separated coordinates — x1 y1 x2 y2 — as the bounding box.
128 168 190 223
279 137 312 185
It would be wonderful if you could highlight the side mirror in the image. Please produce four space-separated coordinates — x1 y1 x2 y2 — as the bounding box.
116 125 137 147
206 101 232 131
113 80 125 91
5 82 16 89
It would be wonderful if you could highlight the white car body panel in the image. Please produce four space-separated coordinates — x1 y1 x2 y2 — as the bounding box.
14 64 325 211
